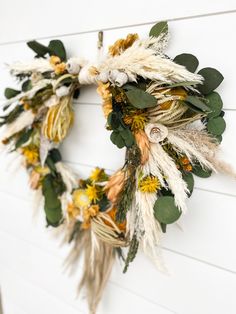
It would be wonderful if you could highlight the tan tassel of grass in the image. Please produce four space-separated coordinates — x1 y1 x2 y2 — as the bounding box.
135 130 150 165
79 232 115 314
104 169 125 203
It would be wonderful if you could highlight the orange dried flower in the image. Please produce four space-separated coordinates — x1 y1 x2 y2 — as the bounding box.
104 170 125 203
135 130 150 165
109 33 139 56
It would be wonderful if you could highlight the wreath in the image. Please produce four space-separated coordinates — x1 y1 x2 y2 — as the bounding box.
0 21 234 313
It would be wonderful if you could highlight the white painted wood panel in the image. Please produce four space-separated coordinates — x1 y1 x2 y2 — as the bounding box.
0 0 235 44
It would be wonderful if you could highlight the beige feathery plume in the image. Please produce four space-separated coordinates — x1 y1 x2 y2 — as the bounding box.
135 130 150 165
98 37 203 84
167 130 217 171
150 143 189 212
0 110 35 143
104 169 125 203
64 229 115 314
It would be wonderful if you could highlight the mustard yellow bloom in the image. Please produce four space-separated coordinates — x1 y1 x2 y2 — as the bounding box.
73 189 90 208
159 87 187 110
82 205 100 229
109 33 139 56
97 82 113 118
67 203 80 220
21 146 39 165
86 184 100 202
50 55 67 75
90 167 107 182
139 176 161 193
124 111 147 131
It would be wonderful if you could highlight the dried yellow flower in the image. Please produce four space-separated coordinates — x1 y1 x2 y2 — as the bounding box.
21 146 39 165
109 33 139 56
90 167 107 182
73 189 90 208
82 205 99 229
124 111 147 131
42 95 74 143
50 55 66 75
97 81 113 118
160 88 187 110
86 184 100 202
67 203 80 220
139 176 161 193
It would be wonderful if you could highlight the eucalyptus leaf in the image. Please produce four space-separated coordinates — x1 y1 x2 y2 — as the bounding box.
42 174 63 226
182 172 194 197
107 112 121 129
149 21 168 38
154 196 181 224
206 92 223 118
186 95 210 112
48 40 67 61
15 128 33 149
4 88 20 99
197 67 224 95
22 80 32 92
192 164 212 178
125 88 157 109
110 131 125 148
27 40 51 57
174 53 199 73
207 116 226 135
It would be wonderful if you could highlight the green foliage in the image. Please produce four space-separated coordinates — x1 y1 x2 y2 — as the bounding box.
192 163 212 178
182 172 194 197
27 39 67 61
206 92 223 119
42 174 63 227
174 53 199 73
0 106 24 127
27 40 51 58
123 234 139 273
154 196 181 224
15 128 33 149
110 129 134 148
22 80 33 92
48 40 67 61
149 21 168 38
125 87 157 109
185 96 210 112
207 116 226 135
4 88 21 99
197 67 224 95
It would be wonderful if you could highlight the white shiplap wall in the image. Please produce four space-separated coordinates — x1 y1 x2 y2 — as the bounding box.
0 1 236 313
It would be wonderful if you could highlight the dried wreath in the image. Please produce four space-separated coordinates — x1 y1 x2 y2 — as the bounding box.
0 21 234 313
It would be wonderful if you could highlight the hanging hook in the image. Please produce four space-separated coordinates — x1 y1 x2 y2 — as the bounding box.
97 31 103 50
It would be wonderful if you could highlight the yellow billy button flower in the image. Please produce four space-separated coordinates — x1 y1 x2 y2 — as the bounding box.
86 184 101 202
139 175 161 193
72 189 90 208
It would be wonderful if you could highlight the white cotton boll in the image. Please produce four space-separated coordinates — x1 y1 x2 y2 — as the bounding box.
56 86 70 97
109 70 129 87
66 57 82 74
44 95 59 108
98 71 109 83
